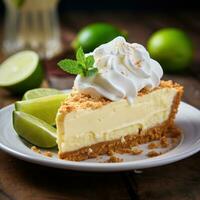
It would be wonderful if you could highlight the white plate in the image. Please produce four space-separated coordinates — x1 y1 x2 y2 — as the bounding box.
0 102 200 172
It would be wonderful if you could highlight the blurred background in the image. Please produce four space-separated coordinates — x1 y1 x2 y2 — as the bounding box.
0 0 200 107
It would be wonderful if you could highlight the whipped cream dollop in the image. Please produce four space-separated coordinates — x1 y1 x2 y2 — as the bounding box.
74 36 163 103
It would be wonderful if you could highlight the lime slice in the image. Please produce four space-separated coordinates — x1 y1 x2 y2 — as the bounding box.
13 111 57 148
0 51 44 95
15 94 67 125
22 88 63 100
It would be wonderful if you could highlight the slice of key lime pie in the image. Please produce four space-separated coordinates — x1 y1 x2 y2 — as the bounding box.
56 37 183 161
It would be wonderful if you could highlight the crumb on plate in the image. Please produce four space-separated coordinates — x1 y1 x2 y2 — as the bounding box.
147 150 162 157
148 142 160 149
105 156 123 163
160 136 169 148
31 146 41 154
43 151 53 157
131 148 143 155
167 126 182 138
107 150 115 156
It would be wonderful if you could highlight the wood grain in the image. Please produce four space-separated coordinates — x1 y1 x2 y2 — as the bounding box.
0 151 131 200
133 153 200 200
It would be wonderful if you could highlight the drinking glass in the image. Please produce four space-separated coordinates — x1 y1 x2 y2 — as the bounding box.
3 0 62 58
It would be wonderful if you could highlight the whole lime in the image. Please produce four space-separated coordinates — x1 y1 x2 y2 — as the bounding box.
0 51 44 95
72 23 127 53
147 28 194 72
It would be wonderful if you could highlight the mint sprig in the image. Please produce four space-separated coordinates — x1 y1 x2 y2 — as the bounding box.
58 47 98 77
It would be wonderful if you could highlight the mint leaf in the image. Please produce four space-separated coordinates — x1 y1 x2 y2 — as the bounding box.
58 59 83 75
76 47 85 65
85 68 98 77
85 55 95 68
58 46 98 77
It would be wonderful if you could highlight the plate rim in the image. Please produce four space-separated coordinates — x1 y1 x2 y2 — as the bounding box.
0 102 200 172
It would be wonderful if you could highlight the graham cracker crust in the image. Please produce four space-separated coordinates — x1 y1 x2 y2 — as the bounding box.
59 81 183 161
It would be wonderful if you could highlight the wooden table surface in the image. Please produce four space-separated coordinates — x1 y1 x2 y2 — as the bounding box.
0 12 200 200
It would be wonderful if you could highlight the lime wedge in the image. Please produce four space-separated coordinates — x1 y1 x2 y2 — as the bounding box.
13 111 57 148
0 51 44 95
15 94 67 125
22 88 63 100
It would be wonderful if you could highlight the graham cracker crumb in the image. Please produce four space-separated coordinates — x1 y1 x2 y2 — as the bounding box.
147 151 161 157
105 156 123 163
148 142 160 149
88 148 93 153
107 150 115 156
31 146 41 154
131 148 143 155
167 126 182 138
87 148 97 158
59 91 111 114
138 80 183 96
43 151 53 157
116 148 132 154
160 136 169 148
121 137 126 143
